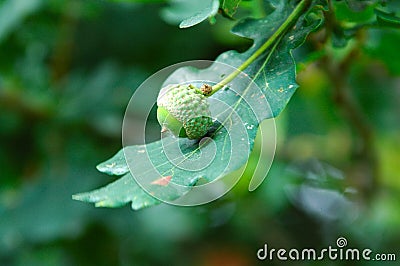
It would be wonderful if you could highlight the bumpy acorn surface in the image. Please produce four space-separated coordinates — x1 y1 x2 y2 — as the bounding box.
157 84 213 139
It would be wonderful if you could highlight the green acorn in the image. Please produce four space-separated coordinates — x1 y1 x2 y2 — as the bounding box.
157 84 213 139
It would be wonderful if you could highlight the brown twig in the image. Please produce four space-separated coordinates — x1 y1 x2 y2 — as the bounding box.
316 3 379 198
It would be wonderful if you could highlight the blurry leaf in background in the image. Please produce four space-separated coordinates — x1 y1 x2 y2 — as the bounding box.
374 8 400 28
0 132 108 255
285 159 358 223
344 0 371 12
335 1 376 23
365 29 400 75
160 0 219 28
330 1 375 47
220 0 242 18
378 134 400 190
56 62 149 138
107 0 166 3
0 0 43 42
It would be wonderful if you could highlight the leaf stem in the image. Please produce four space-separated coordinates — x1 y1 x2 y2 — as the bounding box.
210 0 311 95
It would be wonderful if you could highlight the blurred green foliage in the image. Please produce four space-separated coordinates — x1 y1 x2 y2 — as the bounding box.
0 0 399 265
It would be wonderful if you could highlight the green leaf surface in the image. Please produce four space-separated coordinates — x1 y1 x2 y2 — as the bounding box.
73 173 161 210
73 0 323 210
216 2 322 117
160 0 219 28
95 148 129 176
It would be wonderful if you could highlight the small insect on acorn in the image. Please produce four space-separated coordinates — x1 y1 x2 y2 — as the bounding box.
156 84 214 140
